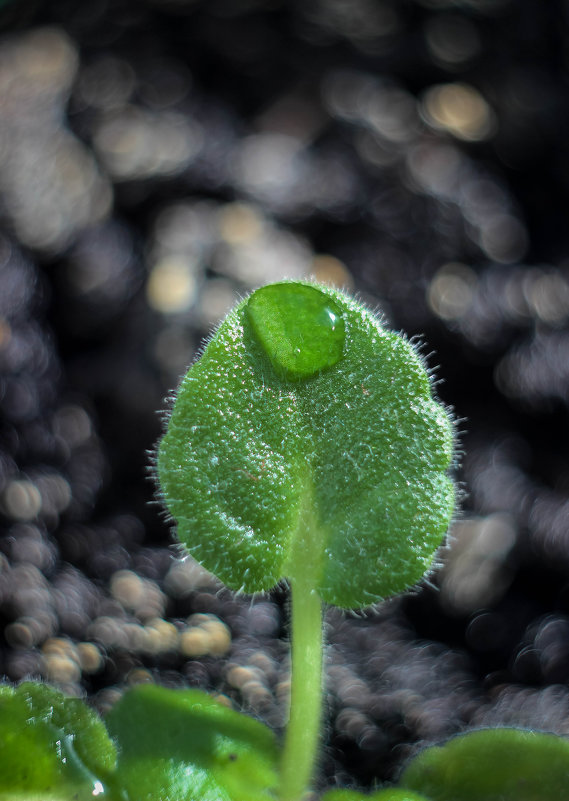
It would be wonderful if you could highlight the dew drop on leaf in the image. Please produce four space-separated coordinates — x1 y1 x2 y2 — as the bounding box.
246 283 346 381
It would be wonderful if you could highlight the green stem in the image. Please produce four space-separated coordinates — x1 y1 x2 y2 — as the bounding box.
279 562 324 801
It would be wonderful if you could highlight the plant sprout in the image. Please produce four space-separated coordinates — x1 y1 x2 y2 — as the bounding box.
157 280 455 800
2 281 567 801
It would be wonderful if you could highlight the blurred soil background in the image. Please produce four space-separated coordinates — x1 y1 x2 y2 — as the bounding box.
2 0 569 793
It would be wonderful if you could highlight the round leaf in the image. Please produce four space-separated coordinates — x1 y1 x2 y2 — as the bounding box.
158 280 455 608
105 684 279 801
400 727 569 801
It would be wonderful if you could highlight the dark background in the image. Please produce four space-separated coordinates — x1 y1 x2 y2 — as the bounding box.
2 0 569 792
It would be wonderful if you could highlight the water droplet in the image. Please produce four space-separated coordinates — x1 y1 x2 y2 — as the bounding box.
246 283 346 380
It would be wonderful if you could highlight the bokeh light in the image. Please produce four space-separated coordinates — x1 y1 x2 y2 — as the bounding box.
421 82 495 142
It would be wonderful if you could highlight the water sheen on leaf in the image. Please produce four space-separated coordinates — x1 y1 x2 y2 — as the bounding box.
0 682 116 800
158 280 455 608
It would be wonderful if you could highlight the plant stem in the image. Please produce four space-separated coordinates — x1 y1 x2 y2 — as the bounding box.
279 567 324 801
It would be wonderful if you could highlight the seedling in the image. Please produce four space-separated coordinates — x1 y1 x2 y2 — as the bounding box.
157 279 455 800
1 280 568 801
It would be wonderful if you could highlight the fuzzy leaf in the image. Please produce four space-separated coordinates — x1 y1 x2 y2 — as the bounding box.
322 789 430 800
104 683 279 801
158 280 455 608
400 727 569 800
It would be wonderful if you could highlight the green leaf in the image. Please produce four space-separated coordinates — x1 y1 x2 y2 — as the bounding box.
0 682 116 800
158 280 455 608
104 683 279 801
322 789 430 800
399 727 569 801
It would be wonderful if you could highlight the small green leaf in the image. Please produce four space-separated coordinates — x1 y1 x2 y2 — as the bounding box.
158 280 455 607
104 683 279 801
322 789 430 801
399 727 569 801
0 682 115 800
